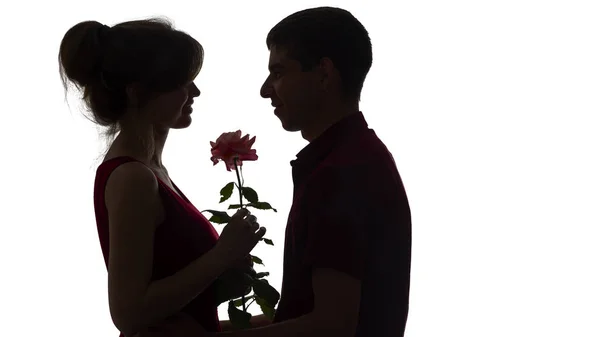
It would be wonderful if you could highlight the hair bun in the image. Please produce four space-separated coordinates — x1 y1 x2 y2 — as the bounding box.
59 20 109 88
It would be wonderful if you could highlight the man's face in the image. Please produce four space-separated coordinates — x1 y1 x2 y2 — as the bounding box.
260 45 324 132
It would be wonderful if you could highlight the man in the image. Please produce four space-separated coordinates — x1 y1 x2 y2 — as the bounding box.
221 6 411 337
143 6 411 337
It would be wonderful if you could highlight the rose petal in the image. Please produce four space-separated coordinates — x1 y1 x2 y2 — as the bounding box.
246 136 256 148
209 131 258 170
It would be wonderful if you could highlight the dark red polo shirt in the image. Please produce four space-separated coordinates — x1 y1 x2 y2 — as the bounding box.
273 112 412 336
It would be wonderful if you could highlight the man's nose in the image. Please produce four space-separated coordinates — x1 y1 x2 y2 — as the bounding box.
260 79 272 99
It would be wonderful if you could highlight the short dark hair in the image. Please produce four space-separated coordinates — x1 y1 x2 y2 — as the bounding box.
59 17 203 136
266 7 372 100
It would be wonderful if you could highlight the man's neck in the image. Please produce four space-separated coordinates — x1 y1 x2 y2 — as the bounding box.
301 105 359 142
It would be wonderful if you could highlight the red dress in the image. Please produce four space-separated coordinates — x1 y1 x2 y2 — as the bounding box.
93 156 221 335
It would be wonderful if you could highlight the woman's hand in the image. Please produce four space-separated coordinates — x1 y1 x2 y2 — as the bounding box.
231 254 257 277
214 208 266 266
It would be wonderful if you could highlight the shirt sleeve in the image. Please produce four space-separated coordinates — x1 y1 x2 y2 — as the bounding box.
301 165 374 280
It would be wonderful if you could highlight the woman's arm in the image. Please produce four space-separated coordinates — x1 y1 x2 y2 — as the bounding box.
250 315 273 327
105 163 235 335
220 315 273 331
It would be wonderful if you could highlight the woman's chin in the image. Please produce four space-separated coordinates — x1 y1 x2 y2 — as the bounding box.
171 114 193 129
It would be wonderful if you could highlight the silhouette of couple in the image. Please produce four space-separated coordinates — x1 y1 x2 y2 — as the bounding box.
60 6 411 337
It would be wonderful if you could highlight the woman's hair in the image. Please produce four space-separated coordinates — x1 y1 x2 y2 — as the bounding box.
59 17 204 138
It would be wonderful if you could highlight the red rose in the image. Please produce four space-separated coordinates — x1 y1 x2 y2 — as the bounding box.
210 130 258 171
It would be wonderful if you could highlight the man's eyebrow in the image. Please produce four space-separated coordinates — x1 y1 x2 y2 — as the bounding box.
268 63 284 72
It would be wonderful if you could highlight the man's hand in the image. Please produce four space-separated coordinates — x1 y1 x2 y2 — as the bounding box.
132 312 212 337
214 268 360 337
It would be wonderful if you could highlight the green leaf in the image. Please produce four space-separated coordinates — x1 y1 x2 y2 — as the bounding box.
241 187 259 203
241 272 256 284
219 182 235 203
228 300 252 329
228 204 244 209
247 202 277 212
250 255 264 265
233 295 254 308
255 296 276 320
214 270 253 304
255 272 270 278
253 279 280 308
202 210 231 224
262 238 274 246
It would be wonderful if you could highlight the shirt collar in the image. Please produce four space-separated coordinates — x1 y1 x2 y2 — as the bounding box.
291 111 369 170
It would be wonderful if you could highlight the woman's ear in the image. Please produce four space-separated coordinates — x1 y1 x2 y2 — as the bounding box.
125 82 143 108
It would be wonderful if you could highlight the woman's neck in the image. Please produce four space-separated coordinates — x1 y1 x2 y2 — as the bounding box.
111 128 169 168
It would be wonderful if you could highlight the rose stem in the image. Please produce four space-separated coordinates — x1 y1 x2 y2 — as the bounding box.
240 164 245 186
233 156 248 312
233 157 244 207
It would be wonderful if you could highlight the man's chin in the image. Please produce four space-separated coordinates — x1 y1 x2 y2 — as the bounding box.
276 114 302 132
281 121 301 132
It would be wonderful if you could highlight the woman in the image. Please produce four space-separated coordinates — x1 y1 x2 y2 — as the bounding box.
58 18 265 336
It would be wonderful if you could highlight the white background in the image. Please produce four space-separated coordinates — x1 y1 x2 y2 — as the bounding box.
1 0 599 336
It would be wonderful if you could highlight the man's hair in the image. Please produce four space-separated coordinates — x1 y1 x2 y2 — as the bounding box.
266 7 372 100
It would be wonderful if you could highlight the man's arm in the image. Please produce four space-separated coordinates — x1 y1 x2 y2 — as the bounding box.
217 267 360 337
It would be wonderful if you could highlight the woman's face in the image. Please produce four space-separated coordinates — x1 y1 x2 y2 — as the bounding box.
143 81 201 130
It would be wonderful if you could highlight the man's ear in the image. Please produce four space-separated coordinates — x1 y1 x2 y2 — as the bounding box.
318 57 335 83
318 57 342 93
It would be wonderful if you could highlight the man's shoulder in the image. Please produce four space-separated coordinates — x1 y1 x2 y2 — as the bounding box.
330 128 391 159
322 132 395 175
